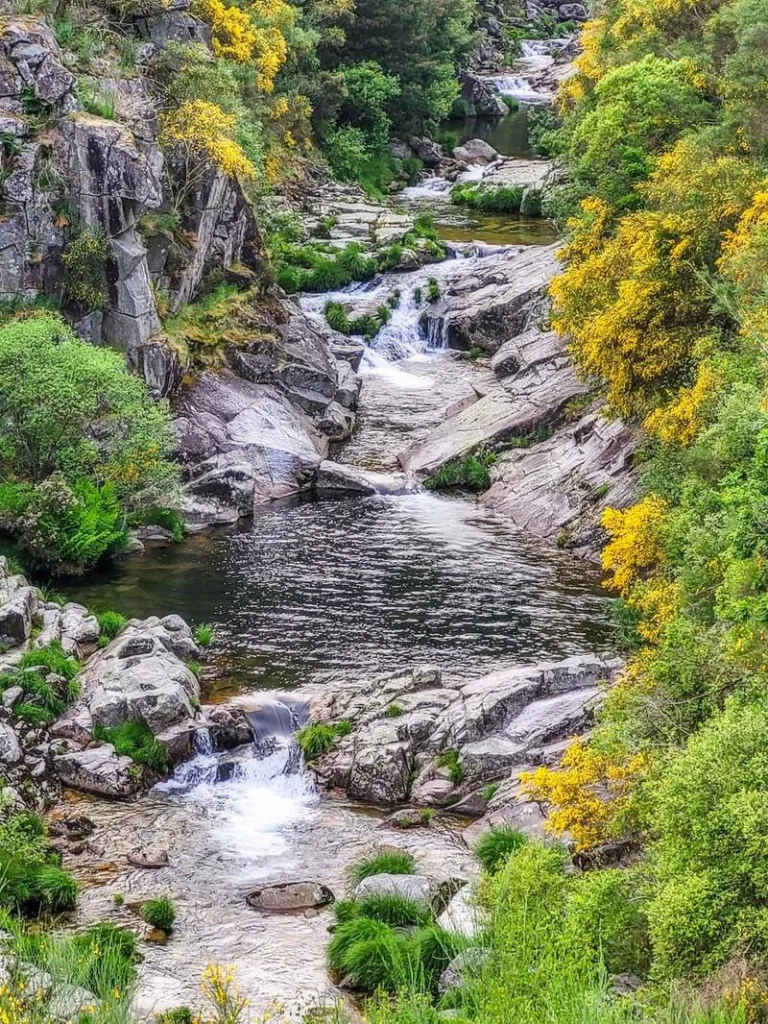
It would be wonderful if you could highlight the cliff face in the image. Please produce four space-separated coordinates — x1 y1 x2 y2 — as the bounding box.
0 4 265 394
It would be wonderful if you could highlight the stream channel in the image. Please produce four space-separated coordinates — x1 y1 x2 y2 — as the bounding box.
61 45 610 1020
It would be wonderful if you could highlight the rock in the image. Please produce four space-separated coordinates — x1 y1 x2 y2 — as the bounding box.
610 973 644 996
48 816 96 841
438 948 490 994
54 745 141 798
437 887 481 938
354 873 434 907
315 461 377 496
0 20 75 106
129 340 184 399
74 617 200 736
175 372 327 528
410 137 443 167
482 413 637 557
385 808 431 830
60 603 100 652
246 881 334 912
128 847 169 869
347 724 413 804
558 2 588 17
0 722 22 764
458 70 509 117
1 685 23 710
453 139 498 165
317 400 356 441
0 584 37 645
143 926 168 945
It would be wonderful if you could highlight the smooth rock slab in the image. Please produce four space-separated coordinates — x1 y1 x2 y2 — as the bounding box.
246 881 334 912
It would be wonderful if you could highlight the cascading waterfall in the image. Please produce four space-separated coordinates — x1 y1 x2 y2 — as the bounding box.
154 700 317 875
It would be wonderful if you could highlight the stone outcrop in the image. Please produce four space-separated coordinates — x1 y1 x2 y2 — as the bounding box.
294 654 621 818
53 744 141 799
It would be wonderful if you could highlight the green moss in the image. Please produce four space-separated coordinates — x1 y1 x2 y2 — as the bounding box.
423 452 498 493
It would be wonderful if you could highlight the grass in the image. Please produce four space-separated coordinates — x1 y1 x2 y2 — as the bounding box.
142 896 176 932
451 183 526 213
273 240 377 295
475 825 528 875
195 623 215 647
480 782 500 803
0 641 82 724
93 721 172 775
296 721 352 760
349 851 418 885
97 610 127 643
385 704 405 718
426 278 441 303
437 749 464 785
423 452 498 493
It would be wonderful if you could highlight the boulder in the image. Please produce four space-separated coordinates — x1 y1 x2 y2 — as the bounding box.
246 881 334 912
458 70 509 117
453 139 498 165
0 585 36 645
74 617 200 736
354 873 434 907
128 848 169 869
53 744 140 798
315 461 377 496
558 2 588 17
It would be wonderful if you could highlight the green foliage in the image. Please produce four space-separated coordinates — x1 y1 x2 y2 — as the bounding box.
475 826 528 875
195 622 215 647
61 229 112 310
93 721 172 775
423 452 497 492
97 610 128 642
296 721 351 760
451 183 525 213
436 748 463 785
349 851 417 885
354 893 432 927
142 896 176 932
426 278 440 303
385 704 404 718
0 314 178 572
0 812 79 916
133 507 186 543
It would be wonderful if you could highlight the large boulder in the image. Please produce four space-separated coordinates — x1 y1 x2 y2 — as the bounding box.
74 616 201 736
453 139 498 165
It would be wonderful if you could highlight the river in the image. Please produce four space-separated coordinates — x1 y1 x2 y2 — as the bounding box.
61 45 605 1020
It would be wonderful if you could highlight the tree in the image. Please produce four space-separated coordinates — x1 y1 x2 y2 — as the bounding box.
329 0 474 133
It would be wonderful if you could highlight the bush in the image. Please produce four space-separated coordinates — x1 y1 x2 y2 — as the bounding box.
436 749 463 785
61 230 112 310
93 721 172 775
475 826 528 875
0 314 178 572
325 301 352 335
355 894 433 927
451 184 524 213
329 917 408 991
195 623 215 647
142 896 176 932
424 453 497 493
349 851 417 885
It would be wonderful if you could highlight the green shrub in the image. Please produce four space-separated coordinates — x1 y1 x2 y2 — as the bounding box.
385 704 404 718
62 230 112 310
450 184 524 213
426 279 441 303
195 623 215 647
133 507 186 543
325 301 352 334
295 720 352 760
349 851 417 885
94 721 172 775
564 868 651 977
97 611 127 641
475 826 528 875
329 917 409 992
424 453 497 493
142 896 176 932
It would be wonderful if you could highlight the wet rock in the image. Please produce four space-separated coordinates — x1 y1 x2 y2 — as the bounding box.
54 744 141 798
246 881 334 912
317 400 356 441
175 372 327 528
458 70 509 117
143 926 169 945
48 816 96 841
410 138 443 167
128 848 170 869
438 948 490 994
385 808 431 830
315 461 378 496
482 413 637 558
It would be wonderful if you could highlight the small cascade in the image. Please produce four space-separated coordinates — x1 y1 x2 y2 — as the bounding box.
154 699 317 871
484 71 550 103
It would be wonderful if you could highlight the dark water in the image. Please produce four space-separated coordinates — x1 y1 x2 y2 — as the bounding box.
65 492 613 693
450 110 533 159
437 212 557 246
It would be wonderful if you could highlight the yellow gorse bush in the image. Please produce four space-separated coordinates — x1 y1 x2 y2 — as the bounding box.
193 0 292 91
601 495 669 596
159 99 256 181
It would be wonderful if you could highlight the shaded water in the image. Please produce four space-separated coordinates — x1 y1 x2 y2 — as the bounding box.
451 109 533 158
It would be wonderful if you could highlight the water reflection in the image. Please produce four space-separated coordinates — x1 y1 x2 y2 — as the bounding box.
65 492 613 691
